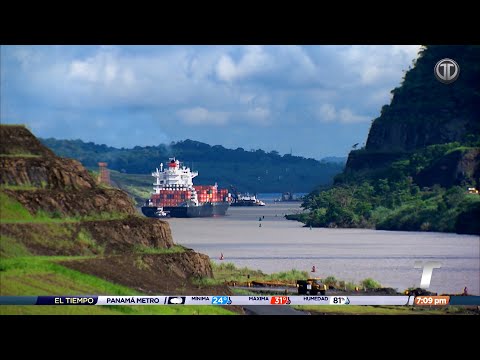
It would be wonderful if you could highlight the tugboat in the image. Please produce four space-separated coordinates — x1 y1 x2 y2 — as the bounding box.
229 186 266 206
141 158 231 218
274 192 303 202
231 194 266 206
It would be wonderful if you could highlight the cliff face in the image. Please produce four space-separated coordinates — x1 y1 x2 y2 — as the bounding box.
366 117 474 153
343 45 480 186
3 188 137 217
0 156 96 190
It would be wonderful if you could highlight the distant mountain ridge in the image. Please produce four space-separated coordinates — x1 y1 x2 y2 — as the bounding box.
320 156 347 164
40 138 345 193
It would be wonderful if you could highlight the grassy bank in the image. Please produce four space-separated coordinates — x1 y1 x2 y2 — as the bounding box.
0 256 234 315
292 305 471 315
210 262 384 290
0 189 234 315
210 262 309 284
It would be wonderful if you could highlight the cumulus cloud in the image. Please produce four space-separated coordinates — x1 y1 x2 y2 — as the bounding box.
339 45 421 86
317 103 370 124
1 45 422 156
318 104 337 122
216 55 238 82
216 45 270 82
68 51 135 87
215 45 320 87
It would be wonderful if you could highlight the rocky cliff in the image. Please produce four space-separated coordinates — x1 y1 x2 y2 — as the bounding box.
415 148 480 188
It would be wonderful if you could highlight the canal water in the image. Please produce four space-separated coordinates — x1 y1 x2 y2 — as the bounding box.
165 199 480 295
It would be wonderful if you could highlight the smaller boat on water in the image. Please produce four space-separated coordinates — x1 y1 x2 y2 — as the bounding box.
231 193 266 207
229 186 266 206
274 192 303 202
154 207 169 217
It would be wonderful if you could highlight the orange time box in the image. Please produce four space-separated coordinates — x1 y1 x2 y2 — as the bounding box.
414 296 450 306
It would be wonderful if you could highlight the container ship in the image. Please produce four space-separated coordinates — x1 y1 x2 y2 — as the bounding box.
141 158 230 218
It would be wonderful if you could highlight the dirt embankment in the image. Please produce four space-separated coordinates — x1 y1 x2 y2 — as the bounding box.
59 252 229 295
1 125 232 303
60 252 243 312
3 188 137 218
84 217 174 253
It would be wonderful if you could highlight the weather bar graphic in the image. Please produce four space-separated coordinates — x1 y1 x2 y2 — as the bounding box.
0 296 479 306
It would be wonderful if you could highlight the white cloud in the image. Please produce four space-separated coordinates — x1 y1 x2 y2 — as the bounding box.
68 50 135 87
69 60 96 81
317 103 370 124
215 45 320 87
177 107 230 125
338 108 370 123
391 45 423 59
318 104 337 122
339 45 421 86
2 44 423 152
4 45 421 116
216 45 270 82
216 55 237 82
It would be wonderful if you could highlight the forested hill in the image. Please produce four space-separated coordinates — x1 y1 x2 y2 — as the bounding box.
297 45 480 234
40 138 344 193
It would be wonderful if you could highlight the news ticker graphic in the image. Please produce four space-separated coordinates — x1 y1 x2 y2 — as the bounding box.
0 295 479 306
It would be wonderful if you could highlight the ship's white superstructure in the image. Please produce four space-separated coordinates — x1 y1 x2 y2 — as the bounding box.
152 158 199 205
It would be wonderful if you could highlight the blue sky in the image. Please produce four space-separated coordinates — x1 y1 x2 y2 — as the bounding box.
1 45 421 159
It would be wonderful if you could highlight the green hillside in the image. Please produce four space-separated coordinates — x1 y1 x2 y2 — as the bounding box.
0 256 232 315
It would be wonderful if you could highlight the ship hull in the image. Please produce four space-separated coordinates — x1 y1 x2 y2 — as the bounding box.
141 202 229 218
231 201 265 206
